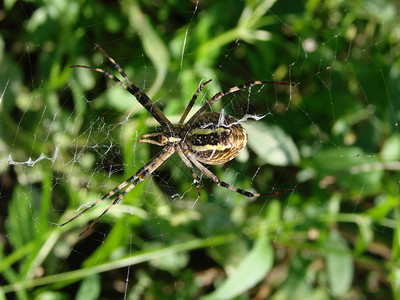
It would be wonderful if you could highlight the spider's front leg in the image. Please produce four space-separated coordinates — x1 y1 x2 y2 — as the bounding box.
138 132 202 197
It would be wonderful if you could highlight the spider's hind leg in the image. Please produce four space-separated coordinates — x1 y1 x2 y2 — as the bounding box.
184 150 292 198
175 145 201 197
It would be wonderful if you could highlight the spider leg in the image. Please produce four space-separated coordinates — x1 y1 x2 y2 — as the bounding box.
185 80 295 129
60 177 132 227
70 44 173 132
178 79 212 126
175 145 201 196
61 146 175 235
184 150 292 197
78 184 135 236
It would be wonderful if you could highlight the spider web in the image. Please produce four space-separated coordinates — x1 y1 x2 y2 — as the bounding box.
1 0 399 299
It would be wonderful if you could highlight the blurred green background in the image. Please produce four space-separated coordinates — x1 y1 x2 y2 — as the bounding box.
1 0 400 299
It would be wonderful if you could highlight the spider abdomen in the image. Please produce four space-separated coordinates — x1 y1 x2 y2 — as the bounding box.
185 112 248 165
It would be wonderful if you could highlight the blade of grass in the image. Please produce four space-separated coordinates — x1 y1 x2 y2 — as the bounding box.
0 234 236 294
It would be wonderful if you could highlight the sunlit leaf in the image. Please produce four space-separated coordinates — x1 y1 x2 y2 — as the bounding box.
202 236 273 300
244 121 300 166
326 230 353 296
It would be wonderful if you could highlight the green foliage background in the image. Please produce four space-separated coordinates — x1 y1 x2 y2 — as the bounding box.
1 0 400 299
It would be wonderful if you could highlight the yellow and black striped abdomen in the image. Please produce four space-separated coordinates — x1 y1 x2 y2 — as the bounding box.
186 112 248 165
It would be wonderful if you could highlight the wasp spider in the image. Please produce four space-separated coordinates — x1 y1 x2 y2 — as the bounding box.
62 44 293 235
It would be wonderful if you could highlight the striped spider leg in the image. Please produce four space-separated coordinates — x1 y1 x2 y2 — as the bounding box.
61 147 175 236
63 43 294 235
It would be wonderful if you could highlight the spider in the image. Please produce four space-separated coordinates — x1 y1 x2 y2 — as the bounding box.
62 43 294 235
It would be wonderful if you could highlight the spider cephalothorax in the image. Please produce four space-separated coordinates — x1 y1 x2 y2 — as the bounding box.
62 44 293 235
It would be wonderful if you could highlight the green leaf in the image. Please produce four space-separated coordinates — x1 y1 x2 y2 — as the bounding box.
244 121 300 166
354 215 373 254
4 0 17 10
380 134 400 162
202 236 273 300
76 274 101 300
388 267 400 299
34 291 68 300
6 184 37 250
0 288 5 300
149 242 190 273
325 230 353 296
311 147 383 195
